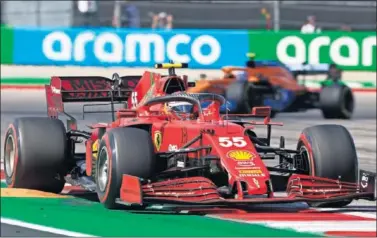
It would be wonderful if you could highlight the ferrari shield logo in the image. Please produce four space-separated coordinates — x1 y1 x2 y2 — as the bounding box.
154 131 162 151
92 140 99 159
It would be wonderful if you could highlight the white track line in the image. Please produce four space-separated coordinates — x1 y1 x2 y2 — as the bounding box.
209 216 376 233
246 221 377 232
338 212 376 219
315 208 377 219
1 217 96 237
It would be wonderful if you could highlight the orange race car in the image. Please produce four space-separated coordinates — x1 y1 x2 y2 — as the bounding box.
188 54 354 119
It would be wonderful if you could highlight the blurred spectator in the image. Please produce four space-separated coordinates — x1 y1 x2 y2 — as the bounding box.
77 0 98 27
261 8 271 30
150 12 173 30
301 16 321 34
113 1 140 28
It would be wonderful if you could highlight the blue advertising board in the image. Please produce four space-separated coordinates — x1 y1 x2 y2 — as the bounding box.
12 27 249 68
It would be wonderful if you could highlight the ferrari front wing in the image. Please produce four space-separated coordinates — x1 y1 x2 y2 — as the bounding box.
117 170 376 208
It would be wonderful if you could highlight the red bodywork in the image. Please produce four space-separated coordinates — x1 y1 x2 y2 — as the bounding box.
45 68 375 207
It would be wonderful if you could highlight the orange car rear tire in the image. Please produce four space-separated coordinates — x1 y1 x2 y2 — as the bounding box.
225 81 253 113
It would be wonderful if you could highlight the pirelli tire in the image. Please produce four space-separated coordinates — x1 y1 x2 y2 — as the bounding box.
3 117 68 193
319 85 354 119
225 81 252 113
297 124 358 208
226 81 270 114
270 110 277 118
95 127 155 209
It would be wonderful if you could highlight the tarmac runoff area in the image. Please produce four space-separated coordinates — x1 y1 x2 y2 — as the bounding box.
0 66 376 236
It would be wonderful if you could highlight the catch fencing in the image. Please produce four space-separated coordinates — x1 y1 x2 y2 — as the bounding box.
1 1 376 31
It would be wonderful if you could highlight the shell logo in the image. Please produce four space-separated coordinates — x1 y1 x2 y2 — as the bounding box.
227 150 254 161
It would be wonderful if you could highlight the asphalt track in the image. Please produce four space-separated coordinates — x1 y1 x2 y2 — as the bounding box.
0 89 376 236
0 223 63 237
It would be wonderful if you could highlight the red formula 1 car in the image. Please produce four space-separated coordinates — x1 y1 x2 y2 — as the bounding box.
3 63 376 210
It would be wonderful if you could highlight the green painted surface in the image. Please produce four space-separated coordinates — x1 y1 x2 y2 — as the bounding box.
248 31 377 71
0 196 319 237
320 80 346 87
1 77 50 85
0 26 14 64
361 82 376 87
1 77 375 88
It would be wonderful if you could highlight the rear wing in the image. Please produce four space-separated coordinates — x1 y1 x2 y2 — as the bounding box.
45 74 140 121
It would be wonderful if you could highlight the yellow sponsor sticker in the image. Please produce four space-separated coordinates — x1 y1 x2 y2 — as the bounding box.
154 130 162 151
227 150 254 161
239 169 262 174
92 140 99 159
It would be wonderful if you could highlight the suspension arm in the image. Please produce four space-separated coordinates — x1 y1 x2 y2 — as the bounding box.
67 130 92 140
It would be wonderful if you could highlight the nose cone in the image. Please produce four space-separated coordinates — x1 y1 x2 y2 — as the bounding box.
245 176 269 195
224 149 270 196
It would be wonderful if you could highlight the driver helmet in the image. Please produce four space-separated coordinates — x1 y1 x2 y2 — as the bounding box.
166 101 193 113
246 52 256 68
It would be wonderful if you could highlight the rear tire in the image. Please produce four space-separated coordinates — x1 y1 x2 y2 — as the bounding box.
3 117 67 193
225 81 252 113
270 110 277 118
320 85 354 119
297 124 358 207
96 127 155 209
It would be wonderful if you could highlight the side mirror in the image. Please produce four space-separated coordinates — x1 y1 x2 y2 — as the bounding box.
188 82 196 87
251 106 271 117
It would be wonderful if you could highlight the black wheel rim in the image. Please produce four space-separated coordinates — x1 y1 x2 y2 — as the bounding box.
4 135 16 178
298 146 311 175
97 146 109 192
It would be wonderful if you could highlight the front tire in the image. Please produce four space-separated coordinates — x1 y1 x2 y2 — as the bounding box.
96 127 155 209
3 117 67 193
297 124 358 207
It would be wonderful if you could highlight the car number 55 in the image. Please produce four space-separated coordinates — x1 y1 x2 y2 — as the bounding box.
219 137 247 147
